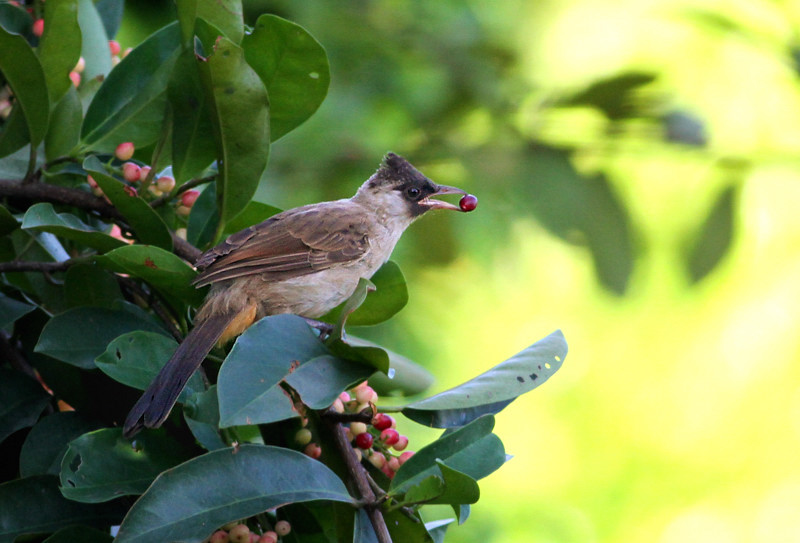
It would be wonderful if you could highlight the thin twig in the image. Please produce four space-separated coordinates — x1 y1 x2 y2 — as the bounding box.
150 175 215 208
0 257 86 274
322 415 393 543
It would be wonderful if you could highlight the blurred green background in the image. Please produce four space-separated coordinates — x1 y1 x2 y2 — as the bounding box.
121 1 800 541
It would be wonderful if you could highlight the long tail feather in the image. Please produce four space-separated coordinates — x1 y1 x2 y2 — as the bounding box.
123 312 233 438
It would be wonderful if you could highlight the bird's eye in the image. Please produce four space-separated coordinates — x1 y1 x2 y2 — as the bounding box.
405 187 422 200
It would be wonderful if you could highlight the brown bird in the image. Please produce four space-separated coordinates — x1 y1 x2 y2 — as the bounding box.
123 153 475 437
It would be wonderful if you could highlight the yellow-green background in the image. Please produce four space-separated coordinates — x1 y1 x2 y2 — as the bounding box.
121 0 800 540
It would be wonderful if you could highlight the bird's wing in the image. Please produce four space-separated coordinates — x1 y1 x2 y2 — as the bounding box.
192 200 372 287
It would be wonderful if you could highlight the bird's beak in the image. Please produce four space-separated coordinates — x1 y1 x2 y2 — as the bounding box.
421 184 468 211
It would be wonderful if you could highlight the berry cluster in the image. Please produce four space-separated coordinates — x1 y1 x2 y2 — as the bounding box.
85 141 201 225
297 382 415 480
205 520 291 543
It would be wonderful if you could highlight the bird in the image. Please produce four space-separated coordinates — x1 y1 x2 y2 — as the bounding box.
122 152 475 437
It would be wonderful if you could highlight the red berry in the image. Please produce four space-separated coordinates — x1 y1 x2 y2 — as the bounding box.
372 413 394 431
181 189 200 207
274 520 291 536
69 71 81 87
459 194 478 212
108 40 121 56
229 524 250 543
209 530 229 543
354 432 373 450
392 435 409 451
381 464 395 479
122 162 141 182
115 142 134 161
387 456 401 471
304 442 321 459
259 532 278 543
32 19 44 37
87 175 97 189
398 451 415 465
380 428 399 446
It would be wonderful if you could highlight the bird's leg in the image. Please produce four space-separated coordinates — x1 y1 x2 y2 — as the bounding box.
302 317 334 340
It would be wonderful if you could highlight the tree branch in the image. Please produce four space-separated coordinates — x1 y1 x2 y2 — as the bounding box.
322 410 393 543
0 258 79 274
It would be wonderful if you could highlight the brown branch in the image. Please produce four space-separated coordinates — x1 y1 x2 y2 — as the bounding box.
0 258 80 274
322 411 393 543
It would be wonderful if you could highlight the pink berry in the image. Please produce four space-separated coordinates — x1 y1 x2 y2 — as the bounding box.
68 71 81 87
381 464 395 479
181 189 200 207
459 194 478 212
274 520 291 536
32 18 44 37
123 185 138 197
398 451 415 465
349 422 367 436
259 532 277 543
380 428 399 446
367 451 386 469
392 435 409 451
355 385 376 404
354 432 373 450
108 40 121 56
139 165 152 180
115 142 134 161
372 413 393 431
122 162 141 182
122 47 133 58
176 205 191 217
339 391 351 402
228 524 250 543
74 57 86 73
156 175 175 193
209 530 229 543
387 456 401 471
87 175 97 189
304 442 321 459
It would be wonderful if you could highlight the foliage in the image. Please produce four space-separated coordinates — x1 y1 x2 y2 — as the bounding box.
0 1 567 541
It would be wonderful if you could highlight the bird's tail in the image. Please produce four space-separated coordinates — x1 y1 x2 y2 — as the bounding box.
122 311 233 438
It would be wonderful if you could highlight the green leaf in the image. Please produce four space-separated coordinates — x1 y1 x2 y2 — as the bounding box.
686 185 736 283
402 330 567 428
359 338 435 397
285 354 373 410
242 14 330 141
38 0 81 104
0 26 50 151
175 0 243 45
20 412 100 477
0 292 35 328
77 0 112 82
0 368 51 445
83 155 173 249
64 262 124 308
426 518 456 543
199 35 270 229
0 475 123 543
60 428 192 502
168 49 217 184
95 331 204 402
114 445 352 543
186 184 218 248
35 302 169 369
0 106 30 160
21 203 126 253
183 385 227 451
42 525 113 543
45 86 83 160
0 204 19 236
94 0 124 39
390 415 507 493
322 261 408 326
0 3 31 35
384 508 433 543
80 22 182 152
396 462 478 507
217 315 327 427
96 244 204 306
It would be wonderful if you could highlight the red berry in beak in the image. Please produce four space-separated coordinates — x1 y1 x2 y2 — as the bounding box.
459 194 478 212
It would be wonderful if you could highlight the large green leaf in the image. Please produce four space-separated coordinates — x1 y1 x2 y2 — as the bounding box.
400 461 479 506
45 86 83 160
686 185 736 283
76 0 112 82
357 337 435 397
242 14 330 141
175 0 243 45
94 0 124 39
21 203 126 253
217 315 328 427
83 155 173 250
0 368 51 445
38 0 81 104
0 292 35 328
199 35 270 229
0 27 50 152
168 49 217 184
0 475 123 543
183 385 227 451
35 302 169 369
80 22 182 152
60 428 192 502
95 331 204 402
402 330 567 428
114 445 352 543
19 412 100 477
0 3 30 35
390 415 507 493
285 354 373 410
322 261 408 326
96 244 204 306
64 262 124 308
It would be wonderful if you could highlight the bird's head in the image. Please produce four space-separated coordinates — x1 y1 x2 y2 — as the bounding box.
354 153 470 222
